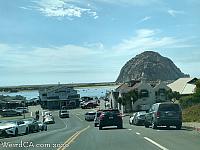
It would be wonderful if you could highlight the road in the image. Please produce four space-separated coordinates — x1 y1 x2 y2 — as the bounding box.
1 108 200 150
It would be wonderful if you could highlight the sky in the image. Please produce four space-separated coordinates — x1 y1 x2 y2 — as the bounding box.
0 0 200 86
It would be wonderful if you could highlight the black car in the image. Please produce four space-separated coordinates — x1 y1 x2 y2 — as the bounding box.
23 118 40 133
99 109 123 130
144 102 182 129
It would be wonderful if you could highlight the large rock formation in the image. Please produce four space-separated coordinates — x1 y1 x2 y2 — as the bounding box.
116 51 189 83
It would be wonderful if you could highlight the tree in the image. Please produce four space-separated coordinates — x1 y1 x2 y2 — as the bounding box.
166 90 180 102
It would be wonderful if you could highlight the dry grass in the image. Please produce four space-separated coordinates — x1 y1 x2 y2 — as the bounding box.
182 104 200 122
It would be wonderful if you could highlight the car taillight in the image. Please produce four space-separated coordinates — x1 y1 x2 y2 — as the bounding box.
117 113 122 118
99 114 105 120
155 112 160 118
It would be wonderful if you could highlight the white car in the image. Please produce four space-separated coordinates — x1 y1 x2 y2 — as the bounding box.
85 112 96 121
15 107 29 113
42 111 52 117
44 116 55 124
129 113 137 125
0 120 28 137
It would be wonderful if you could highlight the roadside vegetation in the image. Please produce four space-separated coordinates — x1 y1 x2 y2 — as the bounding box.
182 104 200 122
179 80 200 122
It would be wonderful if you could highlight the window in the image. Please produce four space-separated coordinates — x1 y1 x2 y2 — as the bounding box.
139 90 149 98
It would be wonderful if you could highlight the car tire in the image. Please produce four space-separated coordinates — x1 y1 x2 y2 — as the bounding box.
14 128 18 137
94 123 97 127
176 124 182 130
152 122 157 129
99 126 103 130
117 124 123 129
25 127 29 135
144 121 149 128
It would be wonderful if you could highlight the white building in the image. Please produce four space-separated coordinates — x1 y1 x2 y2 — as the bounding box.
168 78 197 95
108 80 170 112
39 85 80 109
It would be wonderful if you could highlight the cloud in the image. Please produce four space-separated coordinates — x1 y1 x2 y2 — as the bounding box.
137 16 151 24
30 0 98 19
95 0 161 6
114 29 194 52
167 9 185 17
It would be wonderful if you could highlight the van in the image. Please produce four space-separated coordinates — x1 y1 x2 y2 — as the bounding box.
144 102 182 129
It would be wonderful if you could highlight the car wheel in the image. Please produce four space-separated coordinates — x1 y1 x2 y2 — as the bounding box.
152 122 157 129
25 127 29 135
94 123 97 127
176 124 182 130
99 126 103 130
117 124 123 129
144 122 149 128
14 128 18 137
45 126 47 131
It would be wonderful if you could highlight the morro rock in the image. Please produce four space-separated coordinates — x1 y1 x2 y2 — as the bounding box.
116 51 189 83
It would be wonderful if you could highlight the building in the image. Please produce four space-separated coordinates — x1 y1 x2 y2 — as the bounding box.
168 78 198 95
39 85 80 109
108 80 170 112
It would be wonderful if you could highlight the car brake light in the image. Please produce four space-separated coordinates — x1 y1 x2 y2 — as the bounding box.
155 112 160 118
99 114 105 120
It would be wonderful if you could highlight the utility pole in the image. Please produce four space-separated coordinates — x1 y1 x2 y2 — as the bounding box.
23 97 26 119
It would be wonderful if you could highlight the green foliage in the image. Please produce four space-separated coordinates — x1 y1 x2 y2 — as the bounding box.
183 104 200 122
166 89 181 101
117 97 122 104
179 80 200 108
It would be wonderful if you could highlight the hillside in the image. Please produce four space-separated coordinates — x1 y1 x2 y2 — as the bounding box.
116 51 189 82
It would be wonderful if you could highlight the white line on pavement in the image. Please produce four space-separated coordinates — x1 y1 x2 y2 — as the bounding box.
73 114 83 121
30 112 33 117
144 137 169 150
128 129 132 131
136 132 141 135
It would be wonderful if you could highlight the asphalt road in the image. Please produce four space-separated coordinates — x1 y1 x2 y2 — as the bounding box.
1 108 200 150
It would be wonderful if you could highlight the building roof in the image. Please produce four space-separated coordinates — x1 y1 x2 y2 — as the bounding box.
167 78 197 95
116 82 141 93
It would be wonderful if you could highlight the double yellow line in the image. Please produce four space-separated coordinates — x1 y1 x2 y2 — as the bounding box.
57 125 90 150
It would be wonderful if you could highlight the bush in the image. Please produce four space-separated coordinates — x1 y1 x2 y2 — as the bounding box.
182 104 200 122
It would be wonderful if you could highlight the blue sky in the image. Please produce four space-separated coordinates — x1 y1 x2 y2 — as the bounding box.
0 0 200 86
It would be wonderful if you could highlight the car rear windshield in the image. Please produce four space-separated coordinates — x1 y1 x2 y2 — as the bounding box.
88 112 96 115
159 104 180 111
103 110 120 115
61 110 68 113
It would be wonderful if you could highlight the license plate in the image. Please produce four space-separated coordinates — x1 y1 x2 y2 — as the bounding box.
109 117 113 119
167 113 173 116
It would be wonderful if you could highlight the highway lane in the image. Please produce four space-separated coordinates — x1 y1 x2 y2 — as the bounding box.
0 109 89 150
1 108 200 150
65 109 200 150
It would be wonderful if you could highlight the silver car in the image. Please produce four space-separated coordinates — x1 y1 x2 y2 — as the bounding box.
0 120 28 137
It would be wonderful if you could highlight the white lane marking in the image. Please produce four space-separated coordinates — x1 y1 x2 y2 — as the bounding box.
128 129 132 131
136 132 141 135
74 114 83 121
31 112 33 117
144 137 169 150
